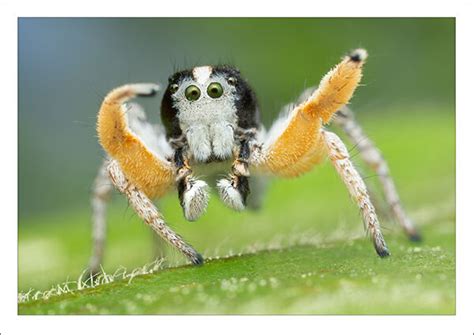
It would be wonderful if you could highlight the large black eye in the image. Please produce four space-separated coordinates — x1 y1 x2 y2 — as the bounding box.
227 77 237 86
170 84 179 93
185 85 201 101
207 82 223 98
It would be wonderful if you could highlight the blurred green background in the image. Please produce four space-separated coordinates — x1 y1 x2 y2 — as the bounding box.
18 18 455 313
19 18 454 218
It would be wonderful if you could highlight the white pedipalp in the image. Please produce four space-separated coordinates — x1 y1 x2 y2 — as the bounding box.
217 178 245 211
182 179 210 221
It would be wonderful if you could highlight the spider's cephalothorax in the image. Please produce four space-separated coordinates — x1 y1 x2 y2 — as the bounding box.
90 49 421 271
161 65 260 163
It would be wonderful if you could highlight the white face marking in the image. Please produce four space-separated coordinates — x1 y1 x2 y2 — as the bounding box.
192 66 212 85
173 67 238 162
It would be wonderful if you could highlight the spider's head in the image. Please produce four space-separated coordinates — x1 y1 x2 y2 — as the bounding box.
160 65 259 140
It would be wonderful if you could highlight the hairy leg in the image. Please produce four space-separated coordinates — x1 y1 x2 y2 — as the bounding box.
97 83 174 199
88 159 113 275
107 160 203 265
173 147 209 221
254 49 368 177
217 129 256 211
322 130 390 257
333 107 421 241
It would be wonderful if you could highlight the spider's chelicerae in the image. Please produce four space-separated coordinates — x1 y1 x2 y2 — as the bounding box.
88 49 420 273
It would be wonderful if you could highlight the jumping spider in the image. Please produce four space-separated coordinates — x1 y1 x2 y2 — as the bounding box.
88 49 420 273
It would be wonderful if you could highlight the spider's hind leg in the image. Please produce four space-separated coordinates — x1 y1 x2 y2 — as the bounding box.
333 107 421 241
107 160 203 265
88 159 113 276
322 130 390 257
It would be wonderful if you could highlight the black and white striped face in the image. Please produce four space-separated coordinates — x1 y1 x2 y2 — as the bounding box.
161 65 259 163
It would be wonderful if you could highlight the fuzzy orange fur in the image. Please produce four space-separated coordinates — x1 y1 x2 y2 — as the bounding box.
262 53 366 177
97 85 174 199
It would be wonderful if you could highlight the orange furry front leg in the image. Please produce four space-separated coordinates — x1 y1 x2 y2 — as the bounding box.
97 84 174 198
304 48 367 123
256 49 368 178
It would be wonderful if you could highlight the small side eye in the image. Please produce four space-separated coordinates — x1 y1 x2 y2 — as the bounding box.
170 84 179 93
207 82 224 98
227 77 237 86
185 85 201 101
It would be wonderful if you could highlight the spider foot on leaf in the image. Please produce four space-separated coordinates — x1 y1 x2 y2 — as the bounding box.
376 246 391 258
408 229 423 242
401 218 422 242
191 253 205 266
374 233 391 258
